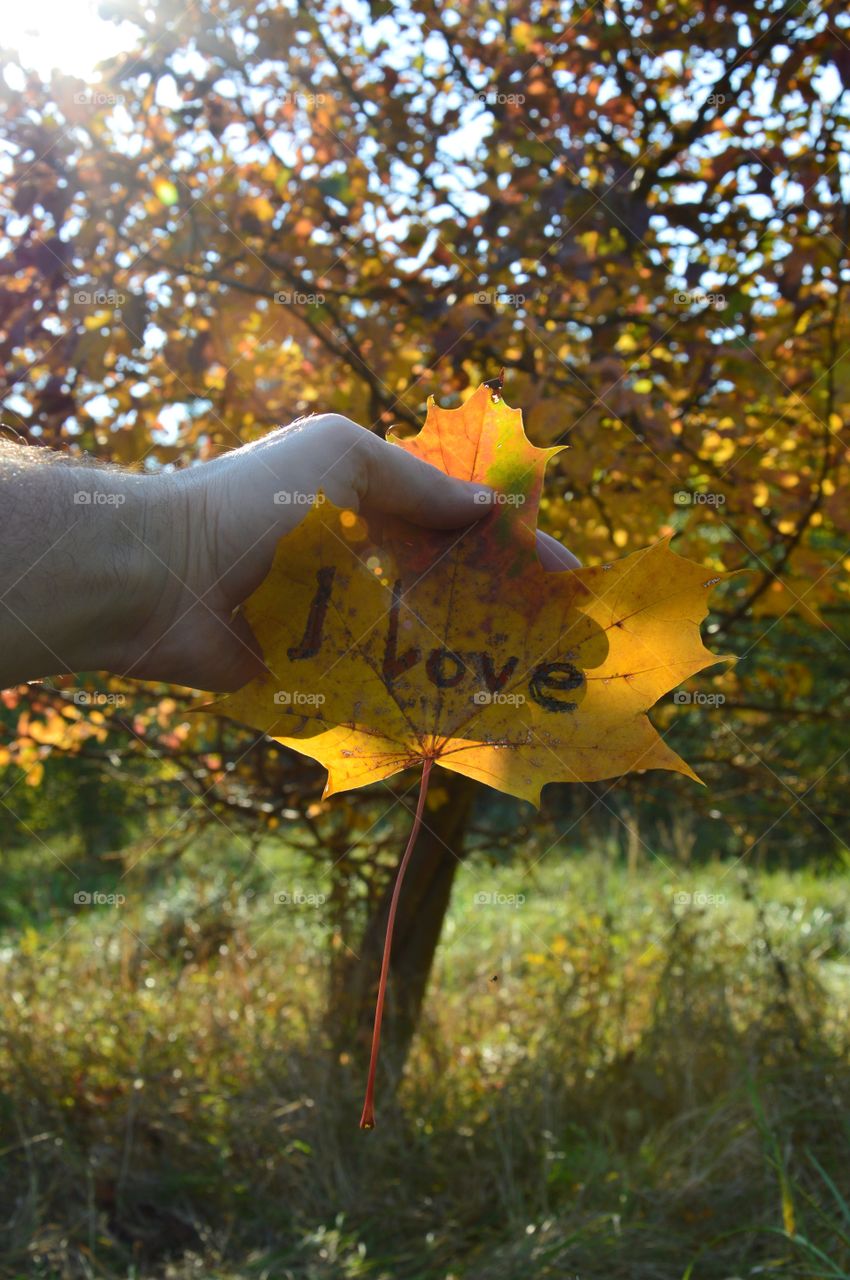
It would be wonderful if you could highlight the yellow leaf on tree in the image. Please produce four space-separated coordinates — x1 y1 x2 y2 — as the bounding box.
153 177 179 206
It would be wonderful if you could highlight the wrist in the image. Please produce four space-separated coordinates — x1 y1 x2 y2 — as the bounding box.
92 468 189 680
61 466 178 680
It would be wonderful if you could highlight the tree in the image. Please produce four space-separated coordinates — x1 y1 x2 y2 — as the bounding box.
2 0 849 1076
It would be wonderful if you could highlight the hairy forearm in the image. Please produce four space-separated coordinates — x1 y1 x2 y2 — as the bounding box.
0 442 173 686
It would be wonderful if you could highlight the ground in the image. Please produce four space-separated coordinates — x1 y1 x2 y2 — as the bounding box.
1 839 849 1279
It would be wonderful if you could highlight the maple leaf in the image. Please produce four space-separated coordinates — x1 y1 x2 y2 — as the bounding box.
218 382 731 805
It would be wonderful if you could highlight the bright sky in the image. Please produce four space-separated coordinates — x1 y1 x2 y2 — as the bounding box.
3 0 140 78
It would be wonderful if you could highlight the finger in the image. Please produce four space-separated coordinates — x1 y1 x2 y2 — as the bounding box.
358 434 495 528
536 530 582 571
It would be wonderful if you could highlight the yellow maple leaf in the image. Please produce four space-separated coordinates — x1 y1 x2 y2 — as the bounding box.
218 383 731 805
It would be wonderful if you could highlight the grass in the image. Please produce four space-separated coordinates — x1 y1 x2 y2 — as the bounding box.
1 839 850 1279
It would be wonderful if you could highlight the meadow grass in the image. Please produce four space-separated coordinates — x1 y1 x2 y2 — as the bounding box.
1 842 849 1279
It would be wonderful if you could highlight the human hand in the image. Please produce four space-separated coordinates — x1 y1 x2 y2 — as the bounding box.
0 415 580 691
124 414 581 690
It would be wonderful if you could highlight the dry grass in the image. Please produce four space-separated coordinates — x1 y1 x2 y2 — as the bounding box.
1 850 849 1279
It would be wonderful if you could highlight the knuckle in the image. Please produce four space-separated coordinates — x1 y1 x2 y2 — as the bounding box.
305 413 378 500
307 413 364 445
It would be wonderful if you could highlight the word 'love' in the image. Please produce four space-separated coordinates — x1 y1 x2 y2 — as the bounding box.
286 568 584 713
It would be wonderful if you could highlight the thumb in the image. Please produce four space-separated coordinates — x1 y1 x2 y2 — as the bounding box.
536 530 582 571
358 433 495 528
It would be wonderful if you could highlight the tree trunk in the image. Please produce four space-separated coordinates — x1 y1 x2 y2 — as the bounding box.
327 772 476 1087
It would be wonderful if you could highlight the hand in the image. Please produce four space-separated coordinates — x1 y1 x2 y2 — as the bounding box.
124 415 580 690
0 415 580 691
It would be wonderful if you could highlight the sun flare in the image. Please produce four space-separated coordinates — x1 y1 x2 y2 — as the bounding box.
3 0 138 79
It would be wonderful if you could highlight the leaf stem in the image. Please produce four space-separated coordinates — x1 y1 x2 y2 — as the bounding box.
359 757 433 1130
